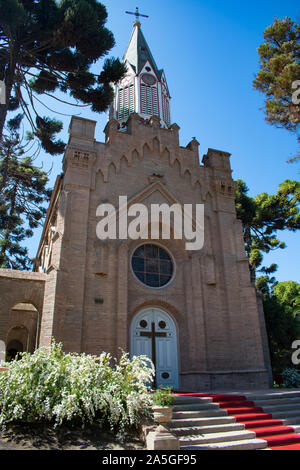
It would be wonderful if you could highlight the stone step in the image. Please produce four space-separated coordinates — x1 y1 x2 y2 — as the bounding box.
178 429 256 446
180 438 268 451
290 425 300 433
171 422 245 436
245 391 300 401
269 409 300 419
172 409 228 420
173 396 212 404
249 395 300 427
283 417 300 425
253 397 300 407
169 415 236 429
256 402 300 413
170 391 300 451
173 402 220 412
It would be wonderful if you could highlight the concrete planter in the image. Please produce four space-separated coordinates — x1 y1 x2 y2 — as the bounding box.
146 406 179 450
152 406 173 427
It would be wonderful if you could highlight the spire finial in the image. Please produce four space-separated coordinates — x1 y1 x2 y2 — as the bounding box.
125 7 149 26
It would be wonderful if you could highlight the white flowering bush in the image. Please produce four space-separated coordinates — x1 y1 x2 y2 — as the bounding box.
0 341 155 438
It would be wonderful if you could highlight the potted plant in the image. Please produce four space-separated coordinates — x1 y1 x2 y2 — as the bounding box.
152 387 174 429
146 387 179 450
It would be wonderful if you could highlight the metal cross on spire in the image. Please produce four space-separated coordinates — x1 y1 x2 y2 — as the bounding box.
125 7 149 25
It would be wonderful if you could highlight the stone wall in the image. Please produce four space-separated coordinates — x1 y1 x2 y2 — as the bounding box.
0 269 47 360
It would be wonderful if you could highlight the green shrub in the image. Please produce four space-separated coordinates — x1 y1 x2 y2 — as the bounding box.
152 387 173 406
0 341 155 438
281 368 300 388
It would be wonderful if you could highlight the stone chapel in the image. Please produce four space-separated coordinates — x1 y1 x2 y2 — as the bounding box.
0 20 273 390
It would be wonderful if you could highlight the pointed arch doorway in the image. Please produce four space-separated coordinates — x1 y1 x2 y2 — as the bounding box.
130 308 179 389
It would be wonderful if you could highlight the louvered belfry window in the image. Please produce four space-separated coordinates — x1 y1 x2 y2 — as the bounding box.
141 84 159 117
118 84 135 120
162 93 170 127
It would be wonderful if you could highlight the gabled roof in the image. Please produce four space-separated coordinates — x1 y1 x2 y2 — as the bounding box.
123 23 161 78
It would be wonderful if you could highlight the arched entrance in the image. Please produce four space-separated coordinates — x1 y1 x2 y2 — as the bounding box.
0 269 46 356
5 302 39 361
6 339 24 361
130 307 179 389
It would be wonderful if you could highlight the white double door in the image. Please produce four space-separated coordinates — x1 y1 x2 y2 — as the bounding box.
130 308 179 389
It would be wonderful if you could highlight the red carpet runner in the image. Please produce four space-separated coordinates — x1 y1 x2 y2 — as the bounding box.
175 392 300 450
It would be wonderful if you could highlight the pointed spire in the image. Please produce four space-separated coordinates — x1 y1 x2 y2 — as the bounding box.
110 20 171 128
123 22 160 78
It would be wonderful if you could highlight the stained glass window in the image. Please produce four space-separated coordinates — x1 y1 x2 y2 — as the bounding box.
131 244 173 287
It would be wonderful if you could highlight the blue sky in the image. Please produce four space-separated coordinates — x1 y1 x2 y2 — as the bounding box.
25 0 299 282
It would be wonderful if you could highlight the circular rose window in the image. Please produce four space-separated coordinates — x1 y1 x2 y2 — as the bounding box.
131 244 173 288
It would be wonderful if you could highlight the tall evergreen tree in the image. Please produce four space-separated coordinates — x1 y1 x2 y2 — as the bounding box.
273 281 300 318
235 177 300 376
255 277 300 374
253 17 300 162
235 179 300 282
0 0 126 153
0 120 50 269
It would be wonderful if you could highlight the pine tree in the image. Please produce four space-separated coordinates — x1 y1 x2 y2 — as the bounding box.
255 277 300 374
253 17 300 162
0 0 126 153
235 179 300 282
0 120 51 269
273 281 300 318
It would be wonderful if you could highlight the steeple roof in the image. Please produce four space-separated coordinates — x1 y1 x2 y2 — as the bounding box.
123 22 161 78
112 20 171 127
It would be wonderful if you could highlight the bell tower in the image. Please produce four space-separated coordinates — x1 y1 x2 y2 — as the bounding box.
110 9 171 128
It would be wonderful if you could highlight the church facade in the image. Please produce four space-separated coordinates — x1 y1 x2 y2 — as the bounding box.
0 21 272 390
